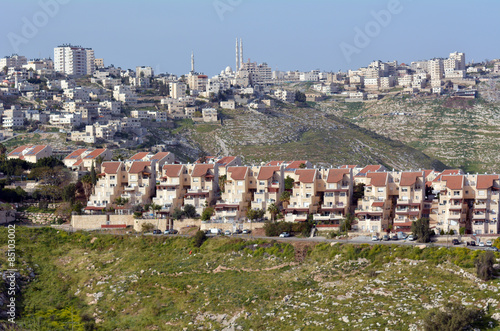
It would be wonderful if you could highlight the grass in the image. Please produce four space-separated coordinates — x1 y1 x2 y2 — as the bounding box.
0 227 499 330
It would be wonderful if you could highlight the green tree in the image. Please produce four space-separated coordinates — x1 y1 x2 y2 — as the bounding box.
411 217 432 243
267 203 279 221
423 302 484 331
295 91 306 103
298 163 306 169
340 213 354 233
247 208 265 221
201 207 214 221
284 176 294 190
90 162 97 186
183 204 197 218
62 183 77 205
141 222 155 233
193 230 207 248
475 251 495 281
114 197 129 206
150 203 161 218
172 208 184 220
280 191 291 203
219 175 227 193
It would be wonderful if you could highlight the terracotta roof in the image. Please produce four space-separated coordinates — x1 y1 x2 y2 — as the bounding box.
295 169 316 183
191 164 214 177
372 201 385 207
27 145 48 155
101 162 121 174
257 166 280 180
367 172 388 187
423 170 434 178
8 145 29 156
84 149 106 159
128 161 151 174
129 152 149 160
400 172 422 186
64 148 88 160
266 161 284 166
327 169 349 183
286 161 309 170
476 174 499 190
151 152 170 161
340 165 357 169
9 145 48 157
217 156 237 166
442 175 464 190
358 165 382 174
162 164 183 177
74 159 84 166
228 166 248 180
433 169 463 182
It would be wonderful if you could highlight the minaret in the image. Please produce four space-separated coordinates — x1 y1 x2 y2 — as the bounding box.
235 38 239 72
239 38 243 70
191 51 194 73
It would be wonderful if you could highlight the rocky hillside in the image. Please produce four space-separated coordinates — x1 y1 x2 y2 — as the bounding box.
182 104 447 171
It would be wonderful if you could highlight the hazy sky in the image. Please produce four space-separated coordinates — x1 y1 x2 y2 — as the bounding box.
1 0 499 76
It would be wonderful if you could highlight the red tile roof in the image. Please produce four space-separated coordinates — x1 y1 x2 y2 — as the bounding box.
286 161 309 170
27 145 47 155
442 175 464 190
64 148 89 160
129 152 149 160
162 164 183 177
8 145 29 156
9 145 48 157
327 169 349 183
84 149 106 159
476 174 499 190
295 169 316 183
266 161 284 166
128 161 151 174
151 152 171 161
217 156 237 166
228 166 248 180
191 164 214 177
367 172 388 187
74 159 84 166
102 162 121 174
433 169 463 182
400 172 422 186
340 165 357 169
359 165 383 174
372 201 385 207
257 166 280 180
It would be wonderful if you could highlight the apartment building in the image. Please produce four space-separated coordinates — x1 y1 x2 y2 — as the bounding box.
128 151 175 173
7 145 52 163
215 166 252 221
274 89 296 103
184 164 219 216
314 168 353 225
355 172 391 233
113 85 137 105
392 171 425 232
153 164 189 216
122 161 156 205
169 82 186 99
471 175 500 235
285 169 319 222
435 175 468 234
202 108 218 122
2 107 24 128
428 59 444 81
86 161 126 211
250 166 284 219
54 45 95 76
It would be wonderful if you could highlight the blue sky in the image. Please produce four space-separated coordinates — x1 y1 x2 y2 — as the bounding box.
1 0 499 76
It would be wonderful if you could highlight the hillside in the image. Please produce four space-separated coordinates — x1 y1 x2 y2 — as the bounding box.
181 104 448 171
321 86 500 173
1 228 499 330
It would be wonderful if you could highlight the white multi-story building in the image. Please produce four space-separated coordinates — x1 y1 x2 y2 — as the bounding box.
54 45 95 76
428 59 444 81
0 55 27 69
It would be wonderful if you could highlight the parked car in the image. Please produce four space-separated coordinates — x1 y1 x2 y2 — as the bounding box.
486 240 492 247
407 235 416 241
152 229 162 235
468 241 476 246
164 229 178 235
371 235 379 241
452 239 460 245
242 229 251 234
486 246 499 252
479 241 485 247
224 230 232 236
391 234 398 240
382 234 389 241
234 229 242 234
279 232 290 238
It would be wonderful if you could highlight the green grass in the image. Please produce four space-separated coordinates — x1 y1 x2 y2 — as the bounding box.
0 227 499 330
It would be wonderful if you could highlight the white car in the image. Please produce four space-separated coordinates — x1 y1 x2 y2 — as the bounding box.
479 241 485 247
224 230 231 236
371 235 379 241
407 235 416 241
279 232 290 238
485 240 492 247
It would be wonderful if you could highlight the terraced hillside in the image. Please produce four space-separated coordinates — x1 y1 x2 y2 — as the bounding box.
1 228 499 330
322 83 500 173
184 105 447 171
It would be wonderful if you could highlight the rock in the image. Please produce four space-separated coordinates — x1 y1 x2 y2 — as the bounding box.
283 295 292 302
342 316 349 323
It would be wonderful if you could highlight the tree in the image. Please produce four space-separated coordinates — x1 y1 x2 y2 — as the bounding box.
298 163 306 169
423 302 484 331
247 208 265 221
0 143 6 161
114 197 129 206
201 207 214 221
295 91 306 103
284 176 294 190
90 162 97 186
267 203 279 221
475 251 495 281
33 156 64 169
62 183 77 205
172 208 184 220
219 175 227 193
280 191 291 203
193 230 207 248
340 213 354 233
150 203 161 218
183 204 197 218
141 222 155 233
411 217 432 243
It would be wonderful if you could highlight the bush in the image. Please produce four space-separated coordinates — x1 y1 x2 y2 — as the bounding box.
475 251 495 281
423 302 484 331
141 223 155 233
193 230 207 248
411 218 432 243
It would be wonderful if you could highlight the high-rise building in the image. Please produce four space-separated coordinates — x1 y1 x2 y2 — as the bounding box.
0 55 27 69
449 52 465 71
54 44 95 76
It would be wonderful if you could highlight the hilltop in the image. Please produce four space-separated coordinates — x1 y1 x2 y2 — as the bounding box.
1 228 499 330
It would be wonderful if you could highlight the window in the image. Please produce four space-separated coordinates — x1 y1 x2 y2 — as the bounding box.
478 190 485 196
130 175 137 181
259 181 266 186
454 191 460 196
193 178 199 182
377 188 384 192
340 192 346 197
110 176 115 180
237 181 244 186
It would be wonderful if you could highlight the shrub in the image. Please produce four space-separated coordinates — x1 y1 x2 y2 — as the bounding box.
423 302 483 331
193 230 207 248
475 251 495 281
141 222 155 233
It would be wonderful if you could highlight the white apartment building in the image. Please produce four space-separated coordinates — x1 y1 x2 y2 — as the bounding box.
0 55 27 69
169 82 186 99
136 66 154 78
54 45 95 76
202 108 218 122
274 89 296 103
113 85 137 105
428 59 444 81
87 162 126 211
